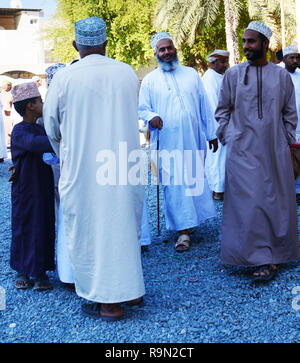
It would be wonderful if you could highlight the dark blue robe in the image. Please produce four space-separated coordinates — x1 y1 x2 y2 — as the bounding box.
10 121 55 278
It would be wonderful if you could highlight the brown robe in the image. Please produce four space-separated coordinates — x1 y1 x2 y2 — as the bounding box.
215 61 299 266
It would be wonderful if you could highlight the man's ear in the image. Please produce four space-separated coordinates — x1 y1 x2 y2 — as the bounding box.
72 40 79 52
26 102 34 113
264 39 270 52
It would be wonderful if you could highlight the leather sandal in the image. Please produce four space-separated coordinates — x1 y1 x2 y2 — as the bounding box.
253 264 280 282
81 303 124 321
175 234 190 252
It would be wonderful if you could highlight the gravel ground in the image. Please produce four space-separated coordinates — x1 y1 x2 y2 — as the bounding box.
0 157 300 343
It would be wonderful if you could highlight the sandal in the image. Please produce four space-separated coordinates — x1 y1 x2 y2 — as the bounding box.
213 192 224 201
15 275 34 290
81 303 124 321
33 275 53 291
175 234 190 252
124 296 144 307
253 264 279 282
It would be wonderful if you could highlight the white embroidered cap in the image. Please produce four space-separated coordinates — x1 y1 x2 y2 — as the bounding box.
246 21 272 40
150 32 173 50
283 44 299 57
12 82 41 103
207 49 230 62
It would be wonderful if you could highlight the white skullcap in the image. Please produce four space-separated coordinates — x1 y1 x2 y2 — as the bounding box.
207 49 230 63
150 32 173 50
32 76 41 82
283 44 299 57
246 21 272 40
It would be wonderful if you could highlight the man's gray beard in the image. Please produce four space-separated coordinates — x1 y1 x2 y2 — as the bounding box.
156 55 180 72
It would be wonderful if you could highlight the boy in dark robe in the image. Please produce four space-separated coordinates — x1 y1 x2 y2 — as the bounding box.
10 82 55 291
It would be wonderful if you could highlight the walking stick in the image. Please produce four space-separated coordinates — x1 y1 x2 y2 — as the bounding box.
157 132 160 235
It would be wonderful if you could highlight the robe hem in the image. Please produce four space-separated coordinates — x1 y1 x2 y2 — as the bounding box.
75 289 146 304
220 256 299 267
166 213 217 231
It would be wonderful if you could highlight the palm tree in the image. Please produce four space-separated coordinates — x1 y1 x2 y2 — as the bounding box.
280 0 286 48
248 0 296 51
224 0 241 65
154 0 243 66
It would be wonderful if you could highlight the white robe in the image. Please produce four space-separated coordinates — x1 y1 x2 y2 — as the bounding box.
43 54 145 303
56 197 150 284
202 68 226 193
289 71 300 192
139 65 216 231
0 99 7 159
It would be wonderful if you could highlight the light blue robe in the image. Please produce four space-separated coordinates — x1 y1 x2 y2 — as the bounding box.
289 71 300 193
139 65 217 231
202 68 227 193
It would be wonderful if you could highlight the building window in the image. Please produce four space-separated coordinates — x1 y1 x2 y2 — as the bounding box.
30 19 38 25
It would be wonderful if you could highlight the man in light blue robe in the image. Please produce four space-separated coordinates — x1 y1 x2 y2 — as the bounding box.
202 49 229 201
282 44 300 193
138 32 218 251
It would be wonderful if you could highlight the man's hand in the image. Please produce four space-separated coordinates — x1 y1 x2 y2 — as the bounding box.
209 138 218 153
149 116 163 130
8 166 16 182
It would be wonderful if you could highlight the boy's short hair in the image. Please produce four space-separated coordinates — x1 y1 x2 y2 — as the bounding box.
13 97 39 117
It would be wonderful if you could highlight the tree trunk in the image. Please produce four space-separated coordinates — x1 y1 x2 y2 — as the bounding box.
224 0 240 66
280 0 286 48
296 0 300 49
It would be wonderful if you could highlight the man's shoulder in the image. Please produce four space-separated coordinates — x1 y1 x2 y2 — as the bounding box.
268 61 287 73
225 62 245 75
141 67 160 83
203 68 222 80
177 65 199 77
11 121 26 136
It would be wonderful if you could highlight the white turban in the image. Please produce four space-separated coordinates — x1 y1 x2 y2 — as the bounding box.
246 21 272 40
150 32 174 51
283 44 299 57
207 49 230 63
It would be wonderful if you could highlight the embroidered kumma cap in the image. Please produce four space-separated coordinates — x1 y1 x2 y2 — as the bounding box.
150 32 174 51
75 16 107 46
46 63 66 85
246 21 272 40
12 82 41 103
283 44 299 57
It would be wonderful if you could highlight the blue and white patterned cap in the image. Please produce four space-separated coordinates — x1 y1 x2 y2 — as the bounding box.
150 32 173 51
75 17 107 46
45 63 66 86
246 21 272 40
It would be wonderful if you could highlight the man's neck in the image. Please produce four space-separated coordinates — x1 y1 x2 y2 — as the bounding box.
286 68 295 74
211 67 222 75
23 115 37 124
248 58 268 66
80 50 105 59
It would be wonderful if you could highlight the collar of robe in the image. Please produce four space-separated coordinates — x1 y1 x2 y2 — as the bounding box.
243 61 265 120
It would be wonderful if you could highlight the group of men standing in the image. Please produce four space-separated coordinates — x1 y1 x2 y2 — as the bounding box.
7 16 300 321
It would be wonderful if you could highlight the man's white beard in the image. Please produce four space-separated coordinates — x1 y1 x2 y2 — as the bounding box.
157 55 180 72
